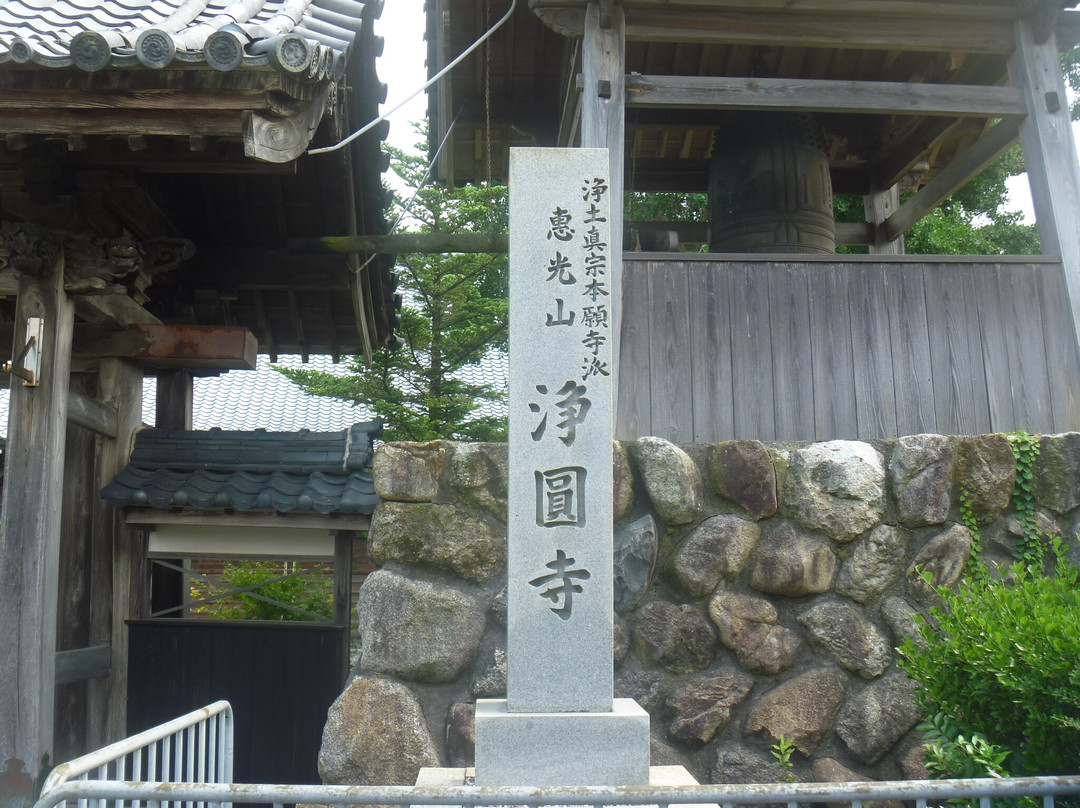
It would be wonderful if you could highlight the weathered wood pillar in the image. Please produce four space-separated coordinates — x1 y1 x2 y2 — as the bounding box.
155 370 192 430
1009 16 1080 426
0 229 75 793
333 531 354 683
864 184 906 255
582 0 625 392
86 358 144 748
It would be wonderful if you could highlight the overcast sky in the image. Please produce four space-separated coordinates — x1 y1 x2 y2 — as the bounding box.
375 0 429 152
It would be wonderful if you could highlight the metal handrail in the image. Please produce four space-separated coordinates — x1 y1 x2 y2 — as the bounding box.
33 774 1080 808
41 701 234 798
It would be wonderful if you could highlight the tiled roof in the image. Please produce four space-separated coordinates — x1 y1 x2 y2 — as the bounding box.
0 0 376 76
101 420 382 514
0 352 509 435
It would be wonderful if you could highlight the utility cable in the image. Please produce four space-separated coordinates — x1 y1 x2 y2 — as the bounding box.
308 0 517 156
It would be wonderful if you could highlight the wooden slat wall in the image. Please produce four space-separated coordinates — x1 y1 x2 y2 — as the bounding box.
616 254 1080 441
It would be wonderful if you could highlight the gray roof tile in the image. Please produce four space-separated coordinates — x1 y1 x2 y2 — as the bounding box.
0 0 375 76
101 419 382 514
0 352 507 435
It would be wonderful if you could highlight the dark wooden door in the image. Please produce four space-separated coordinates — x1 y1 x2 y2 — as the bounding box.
127 620 346 785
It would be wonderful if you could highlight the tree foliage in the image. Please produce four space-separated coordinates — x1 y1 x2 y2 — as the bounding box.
277 137 509 441
898 538 1080 778
190 561 334 622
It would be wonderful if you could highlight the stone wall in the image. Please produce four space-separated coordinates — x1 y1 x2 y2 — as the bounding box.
318 434 1080 788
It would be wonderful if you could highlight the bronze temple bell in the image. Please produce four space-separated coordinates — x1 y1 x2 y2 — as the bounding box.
708 112 836 254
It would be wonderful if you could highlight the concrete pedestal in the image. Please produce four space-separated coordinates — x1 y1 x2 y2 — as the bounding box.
473 698 650 786
416 763 707 808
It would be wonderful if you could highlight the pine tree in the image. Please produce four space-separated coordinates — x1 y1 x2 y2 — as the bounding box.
277 138 508 441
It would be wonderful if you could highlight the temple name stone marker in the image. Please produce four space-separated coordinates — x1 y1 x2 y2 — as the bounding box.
472 147 650 786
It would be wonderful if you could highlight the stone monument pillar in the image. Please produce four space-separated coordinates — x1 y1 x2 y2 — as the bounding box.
471 147 650 786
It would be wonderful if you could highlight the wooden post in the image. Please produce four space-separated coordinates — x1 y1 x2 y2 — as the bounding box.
86 359 144 748
1009 18 1080 359
333 531 354 684
155 370 193 430
0 236 75 791
864 184 905 255
582 0 625 387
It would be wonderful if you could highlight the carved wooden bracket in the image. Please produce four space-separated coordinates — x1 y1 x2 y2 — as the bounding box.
0 223 194 304
64 233 195 304
0 221 63 277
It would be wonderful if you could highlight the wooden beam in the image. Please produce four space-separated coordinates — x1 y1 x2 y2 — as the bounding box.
125 510 373 532
0 237 75 784
0 89 269 111
75 293 161 329
288 233 510 254
0 109 244 137
86 359 144 748
582 1 626 389
885 117 1022 240
156 370 193 430
865 185 905 254
1010 18 1080 426
0 324 257 369
68 389 118 438
624 75 1026 117
534 6 1018 53
55 645 111 686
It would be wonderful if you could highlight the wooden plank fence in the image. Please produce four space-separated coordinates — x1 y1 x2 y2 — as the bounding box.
616 254 1080 442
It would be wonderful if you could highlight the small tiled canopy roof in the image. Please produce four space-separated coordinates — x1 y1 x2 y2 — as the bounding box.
102 421 382 515
0 0 371 76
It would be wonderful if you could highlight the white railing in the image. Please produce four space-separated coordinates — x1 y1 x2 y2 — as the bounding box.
34 704 1080 808
41 701 233 808
34 773 1080 808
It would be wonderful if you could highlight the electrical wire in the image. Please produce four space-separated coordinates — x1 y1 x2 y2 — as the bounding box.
307 0 517 156
352 110 461 276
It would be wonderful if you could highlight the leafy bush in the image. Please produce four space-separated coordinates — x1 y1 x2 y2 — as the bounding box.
191 561 334 622
898 539 1080 776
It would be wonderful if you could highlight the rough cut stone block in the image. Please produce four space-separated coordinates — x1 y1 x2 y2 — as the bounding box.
783 440 886 542
889 434 952 527
880 595 926 649
448 442 508 520
712 745 776 785
812 758 904 808
744 667 848 756
708 590 802 675
836 670 921 765
798 600 892 679
749 520 837 596
446 702 476 768
373 442 447 502
835 525 908 604
614 440 636 520
1033 433 1080 514
954 435 1015 524
614 514 658 613
906 524 972 602
473 698 651 786
630 436 704 524
319 676 441 785
368 501 506 583
666 672 754 743
357 566 487 683
669 514 761 599
705 440 778 520
634 600 718 673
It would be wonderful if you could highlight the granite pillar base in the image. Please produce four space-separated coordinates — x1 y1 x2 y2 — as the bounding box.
472 698 650 786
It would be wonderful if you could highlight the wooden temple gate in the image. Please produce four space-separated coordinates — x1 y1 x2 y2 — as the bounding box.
0 0 399 799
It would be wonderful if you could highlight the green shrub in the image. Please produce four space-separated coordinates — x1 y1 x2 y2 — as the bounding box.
191 561 334 622
898 538 1080 776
